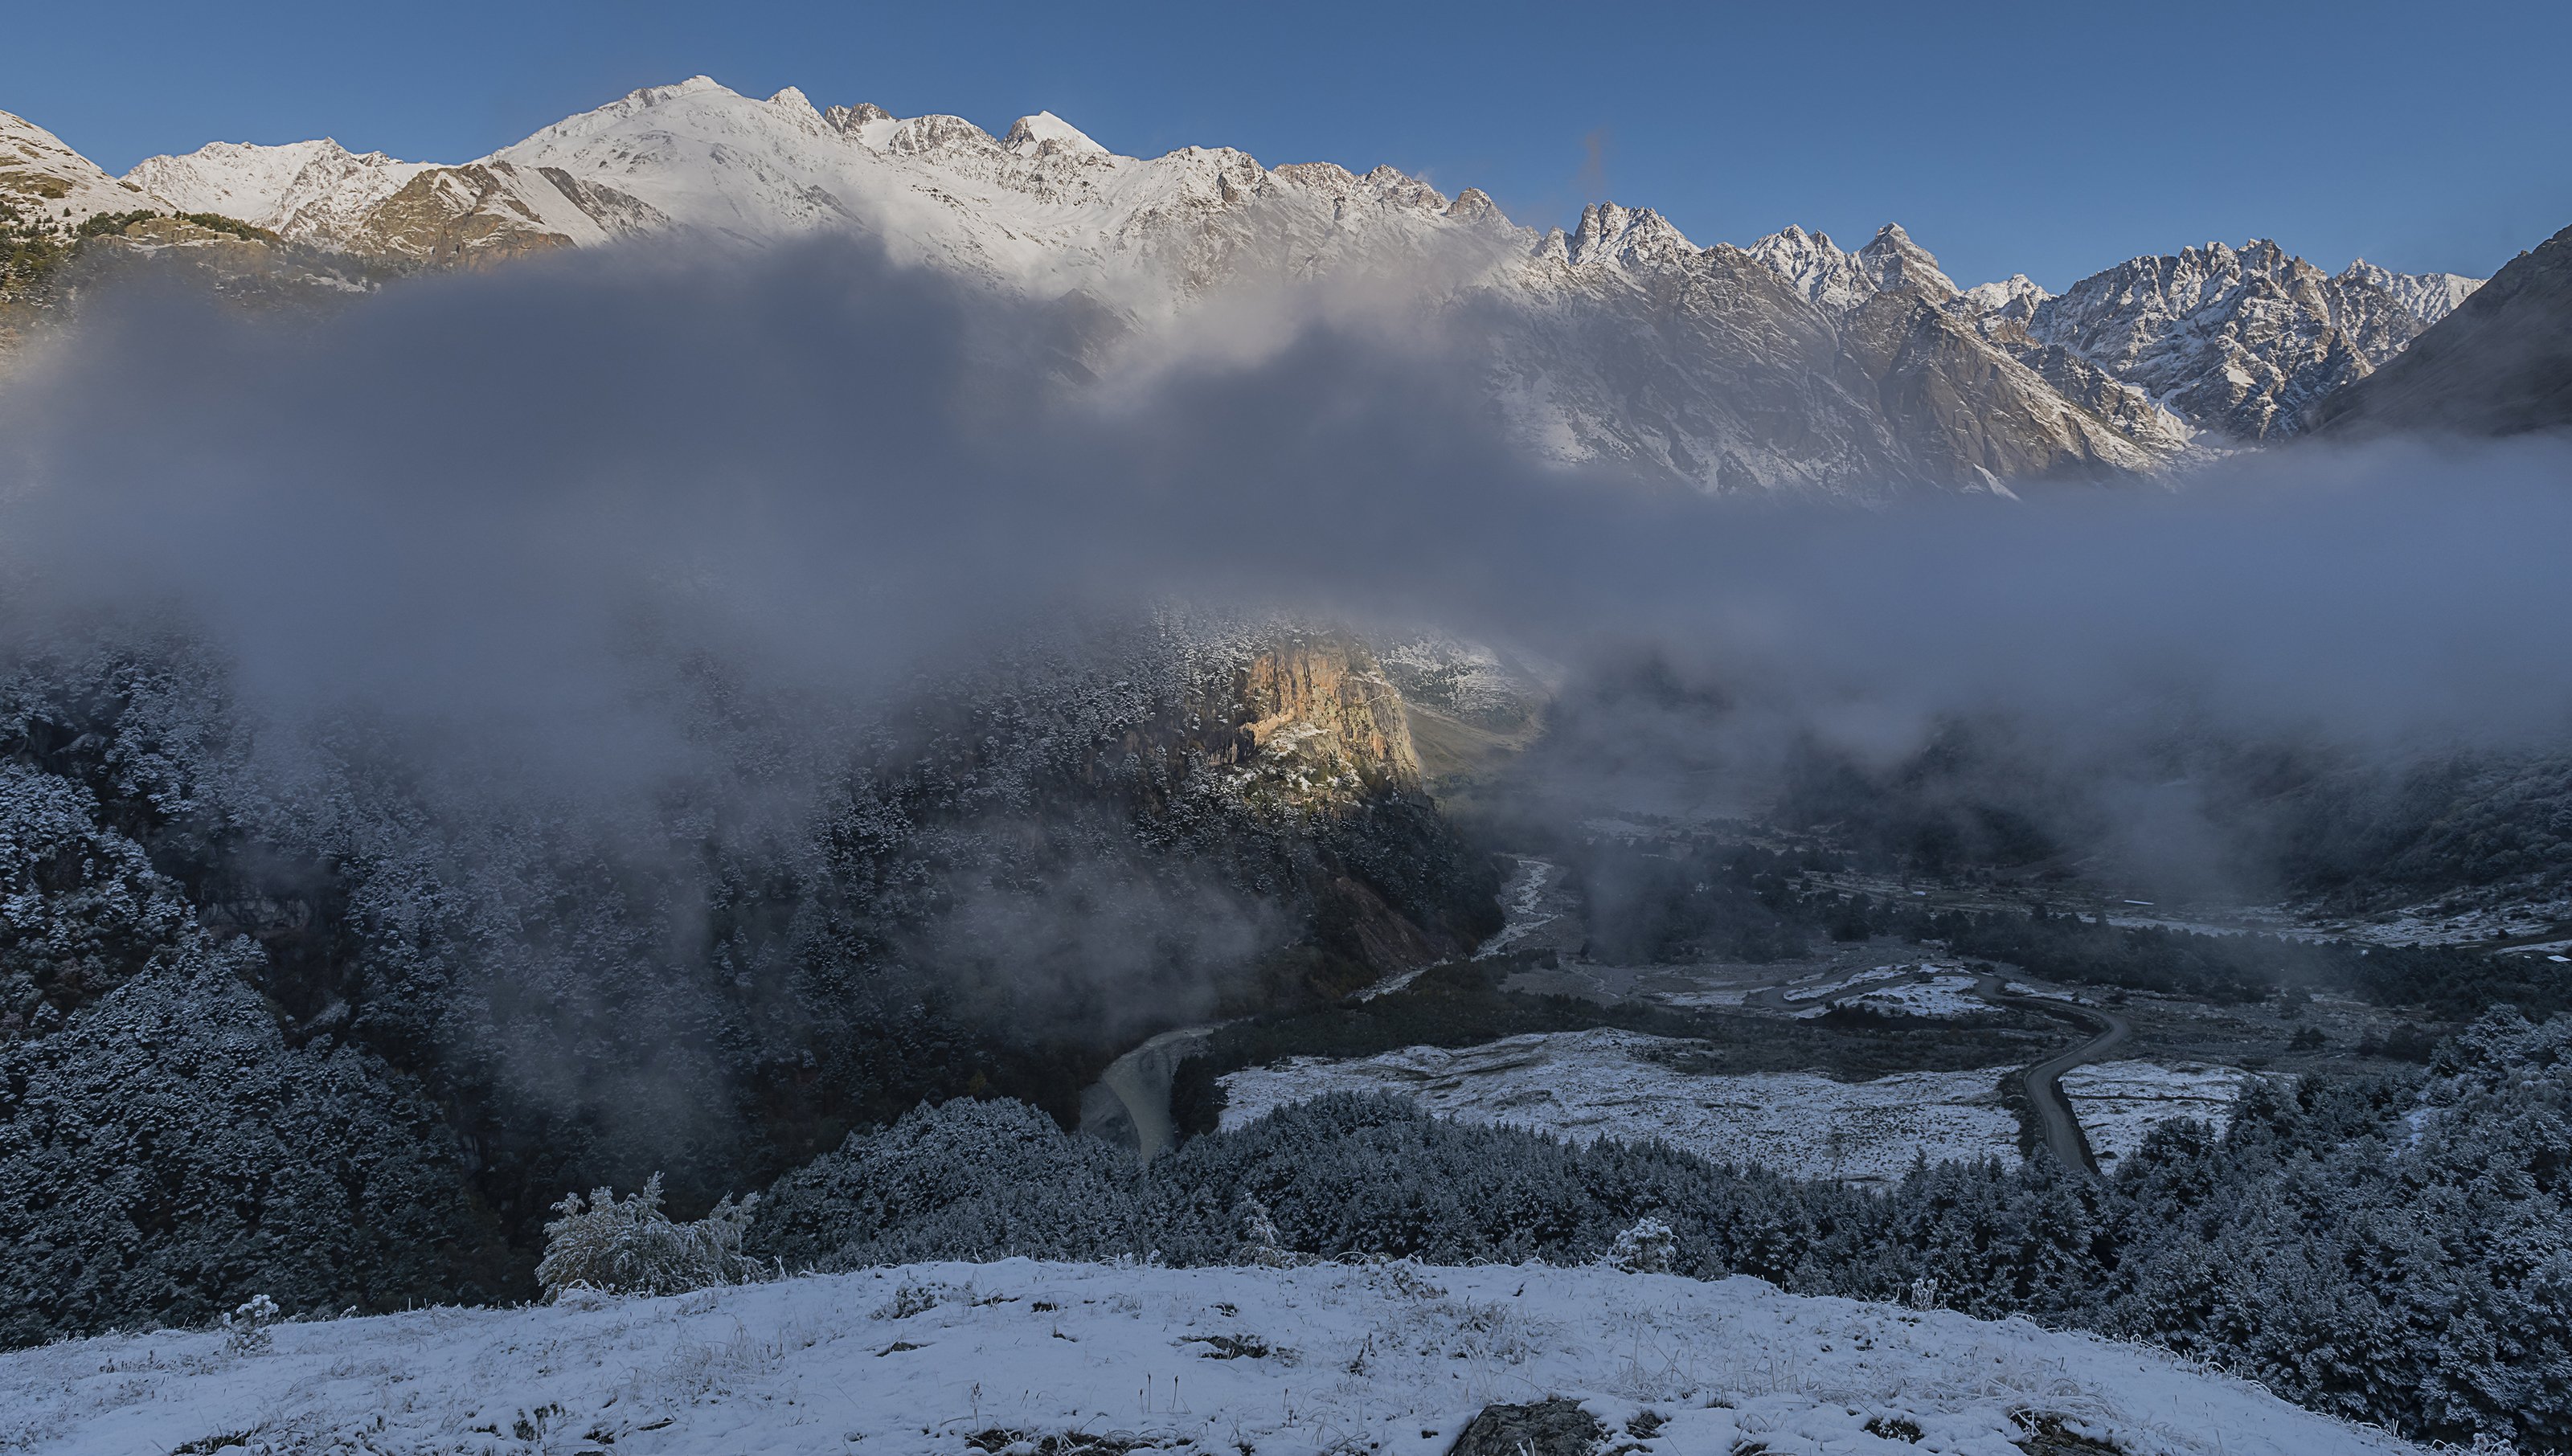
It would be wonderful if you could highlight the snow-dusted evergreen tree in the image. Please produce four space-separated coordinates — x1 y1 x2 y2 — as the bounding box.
1608 1217 1677 1274
535 1175 764 1299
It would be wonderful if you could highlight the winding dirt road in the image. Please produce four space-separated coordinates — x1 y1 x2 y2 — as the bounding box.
1974 976 2131 1174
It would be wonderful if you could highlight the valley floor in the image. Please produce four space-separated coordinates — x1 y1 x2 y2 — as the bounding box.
0 1261 2420 1456
1216 1029 2023 1185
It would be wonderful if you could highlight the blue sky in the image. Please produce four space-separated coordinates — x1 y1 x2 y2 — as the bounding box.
9 0 2566 289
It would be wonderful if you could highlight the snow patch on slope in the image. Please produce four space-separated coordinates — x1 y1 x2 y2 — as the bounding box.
1838 972 1989 1020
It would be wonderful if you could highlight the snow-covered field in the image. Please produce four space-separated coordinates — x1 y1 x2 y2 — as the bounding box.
2058 1061 2259 1168
1832 974 1988 1020
1217 1030 2021 1184
1650 986 1755 1008
0 1260 2419 1456
2319 892 2572 948
1782 968 1907 1003
1773 965 1991 1020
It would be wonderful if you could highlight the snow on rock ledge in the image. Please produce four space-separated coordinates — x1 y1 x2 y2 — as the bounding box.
0 1260 2417 1455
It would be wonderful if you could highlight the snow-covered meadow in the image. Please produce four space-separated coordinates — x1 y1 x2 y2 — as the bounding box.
2058 1062 2259 1168
0 1259 2421 1456
1216 1030 2022 1184
1826 974 1989 1021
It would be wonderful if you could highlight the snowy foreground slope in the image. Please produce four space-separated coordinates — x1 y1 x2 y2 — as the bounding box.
0 1260 2417 1456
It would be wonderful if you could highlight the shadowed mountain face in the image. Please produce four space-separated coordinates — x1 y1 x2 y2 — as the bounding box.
2308 223 2572 440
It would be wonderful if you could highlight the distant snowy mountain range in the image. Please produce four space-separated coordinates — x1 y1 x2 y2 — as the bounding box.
3 80 2486 493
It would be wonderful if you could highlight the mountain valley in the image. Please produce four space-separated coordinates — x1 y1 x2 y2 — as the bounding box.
2 67 2570 1456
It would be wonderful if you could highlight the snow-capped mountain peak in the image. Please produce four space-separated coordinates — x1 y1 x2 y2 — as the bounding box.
1855 220 1957 298
632 75 732 108
2 108 167 227
1741 220 1956 309
124 137 436 242
2016 236 2435 438
1744 224 1876 312
1563 201 1697 268
2337 257 2484 325
759 85 831 134
882 113 1007 157
59 78 2496 489
1003 111 1108 158
1956 272 2050 315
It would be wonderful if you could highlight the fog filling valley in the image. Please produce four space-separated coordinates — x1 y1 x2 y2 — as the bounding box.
3 234 2570 1213
10 237 2570 881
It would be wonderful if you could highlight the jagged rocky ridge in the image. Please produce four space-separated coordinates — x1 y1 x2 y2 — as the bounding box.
6 87 2486 491
1955 239 2463 440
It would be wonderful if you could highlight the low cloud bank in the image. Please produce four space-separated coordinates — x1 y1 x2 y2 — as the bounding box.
5 235 2568 894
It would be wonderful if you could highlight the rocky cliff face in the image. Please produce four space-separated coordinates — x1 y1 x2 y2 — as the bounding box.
1231 636 1424 801
1835 287 2168 485
1096 630 1490 977
2337 258 2483 326
334 162 667 266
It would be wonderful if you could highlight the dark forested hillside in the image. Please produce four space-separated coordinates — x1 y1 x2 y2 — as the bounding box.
0 623 1497 1344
